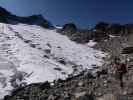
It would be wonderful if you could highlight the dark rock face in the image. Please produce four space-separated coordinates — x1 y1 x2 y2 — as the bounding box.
122 47 133 54
0 6 52 28
94 22 131 36
0 6 11 16
58 23 77 36
0 7 11 23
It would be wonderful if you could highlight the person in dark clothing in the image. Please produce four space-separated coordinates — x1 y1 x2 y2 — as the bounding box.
113 57 127 88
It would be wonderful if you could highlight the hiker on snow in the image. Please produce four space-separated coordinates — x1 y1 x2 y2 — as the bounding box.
113 57 128 88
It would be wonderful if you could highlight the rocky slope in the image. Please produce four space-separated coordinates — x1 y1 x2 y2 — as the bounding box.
4 57 133 100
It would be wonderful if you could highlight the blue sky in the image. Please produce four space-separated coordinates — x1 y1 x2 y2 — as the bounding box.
0 0 133 28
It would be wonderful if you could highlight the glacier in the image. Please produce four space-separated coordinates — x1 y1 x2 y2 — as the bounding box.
0 23 106 99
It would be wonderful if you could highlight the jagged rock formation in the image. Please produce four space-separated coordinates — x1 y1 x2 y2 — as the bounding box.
57 22 133 44
0 6 52 28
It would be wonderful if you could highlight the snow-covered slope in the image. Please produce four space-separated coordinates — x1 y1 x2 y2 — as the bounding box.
0 23 105 99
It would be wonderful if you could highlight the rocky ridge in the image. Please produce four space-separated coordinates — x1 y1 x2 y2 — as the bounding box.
0 6 52 28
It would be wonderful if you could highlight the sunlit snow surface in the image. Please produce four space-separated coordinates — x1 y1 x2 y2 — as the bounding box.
87 40 97 47
0 23 106 99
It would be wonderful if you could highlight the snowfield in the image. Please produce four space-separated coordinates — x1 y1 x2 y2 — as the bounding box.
0 23 106 99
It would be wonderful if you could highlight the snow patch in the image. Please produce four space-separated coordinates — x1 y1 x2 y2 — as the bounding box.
87 40 97 47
